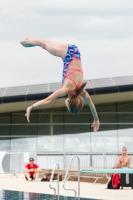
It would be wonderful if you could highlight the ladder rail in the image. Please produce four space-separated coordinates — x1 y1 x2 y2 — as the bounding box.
49 163 59 200
62 155 80 200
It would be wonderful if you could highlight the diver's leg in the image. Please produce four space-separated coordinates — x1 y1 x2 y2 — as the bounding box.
20 37 68 58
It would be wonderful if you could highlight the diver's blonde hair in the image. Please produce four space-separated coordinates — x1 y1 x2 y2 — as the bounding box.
68 82 87 115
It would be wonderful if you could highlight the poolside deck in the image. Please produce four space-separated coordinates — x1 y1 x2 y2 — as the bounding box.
0 174 132 200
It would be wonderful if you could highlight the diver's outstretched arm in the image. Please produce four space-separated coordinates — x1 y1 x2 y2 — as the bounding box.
25 87 69 122
81 90 100 132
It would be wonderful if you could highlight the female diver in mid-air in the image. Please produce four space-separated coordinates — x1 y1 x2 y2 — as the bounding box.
21 37 100 132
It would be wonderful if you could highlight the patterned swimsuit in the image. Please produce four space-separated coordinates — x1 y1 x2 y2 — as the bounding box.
62 44 83 90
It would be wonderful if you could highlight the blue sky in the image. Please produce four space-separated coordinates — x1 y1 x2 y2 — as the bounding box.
0 0 133 87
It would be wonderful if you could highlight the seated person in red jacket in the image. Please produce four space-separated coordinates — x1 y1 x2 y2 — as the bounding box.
24 158 41 182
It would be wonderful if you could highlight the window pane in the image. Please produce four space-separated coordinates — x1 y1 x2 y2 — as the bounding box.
0 138 10 151
117 102 133 152
53 114 63 135
91 128 118 152
65 132 91 152
118 126 133 152
38 110 50 135
11 112 37 136
37 134 63 151
0 113 10 136
64 112 91 134
0 114 11 151
11 137 36 151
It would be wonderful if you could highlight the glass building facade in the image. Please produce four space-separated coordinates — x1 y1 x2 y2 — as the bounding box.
0 101 133 153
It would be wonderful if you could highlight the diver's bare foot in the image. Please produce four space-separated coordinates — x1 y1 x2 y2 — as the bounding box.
34 178 38 182
20 37 40 47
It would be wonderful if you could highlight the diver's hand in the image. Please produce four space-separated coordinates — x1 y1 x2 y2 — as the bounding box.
25 106 32 123
92 119 100 132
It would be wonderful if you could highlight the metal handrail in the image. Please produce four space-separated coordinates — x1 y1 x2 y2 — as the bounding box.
49 163 59 200
63 155 80 200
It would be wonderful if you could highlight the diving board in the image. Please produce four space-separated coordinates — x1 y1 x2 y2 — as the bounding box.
81 168 133 174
